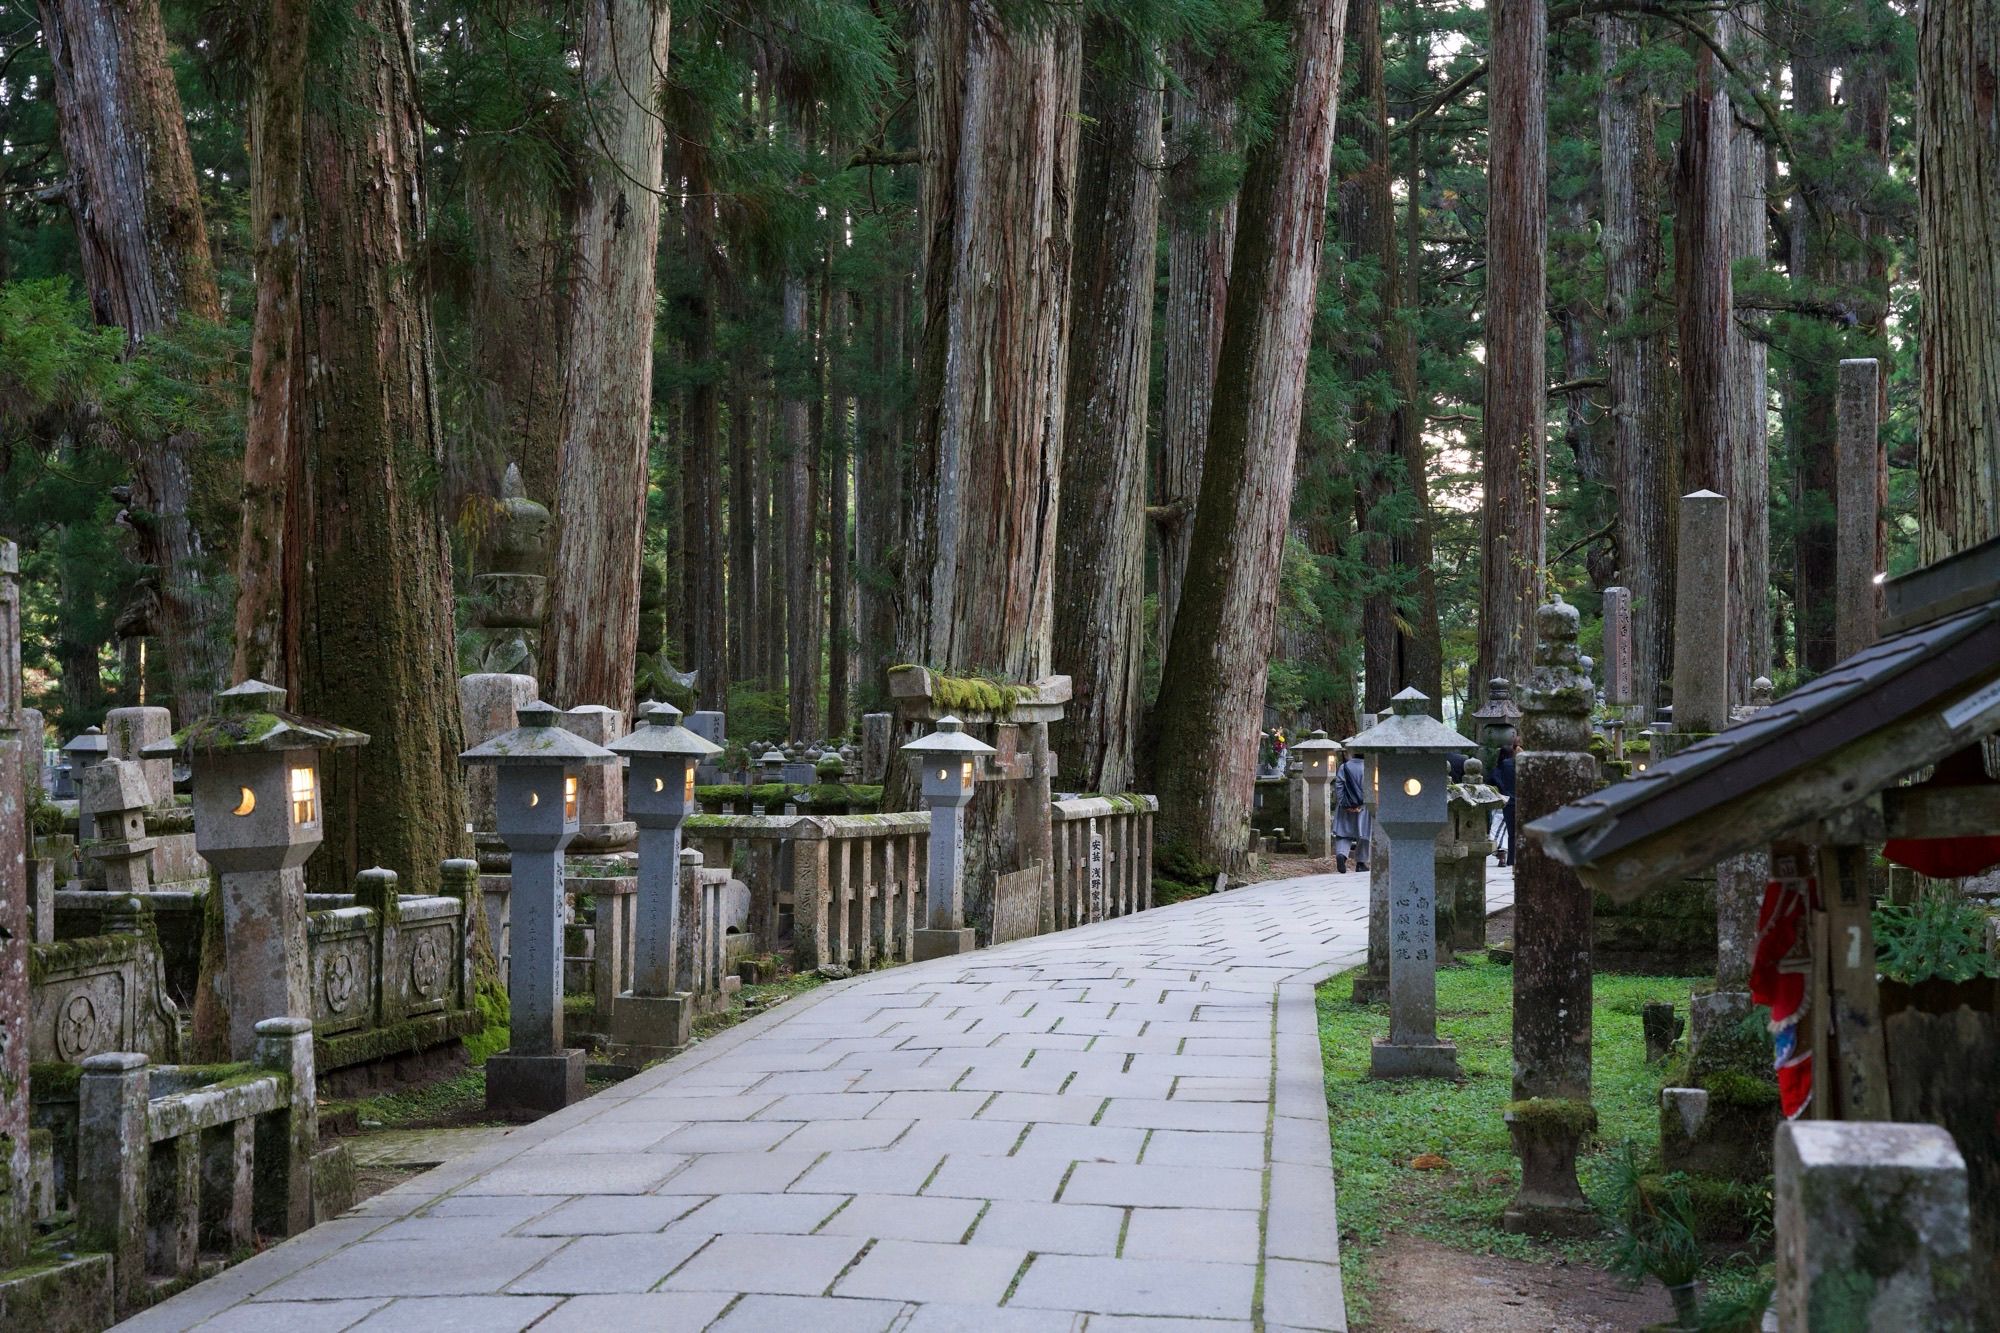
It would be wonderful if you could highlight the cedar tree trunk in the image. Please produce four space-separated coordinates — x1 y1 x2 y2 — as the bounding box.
1052 21 1161 794
297 0 467 894
1153 0 1346 872
545 0 670 716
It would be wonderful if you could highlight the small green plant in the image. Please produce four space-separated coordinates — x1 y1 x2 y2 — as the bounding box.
1873 888 1999 985
1604 1144 1705 1329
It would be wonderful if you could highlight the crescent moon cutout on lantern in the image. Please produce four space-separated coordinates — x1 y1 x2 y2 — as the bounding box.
528 791 541 807
233 787 256 816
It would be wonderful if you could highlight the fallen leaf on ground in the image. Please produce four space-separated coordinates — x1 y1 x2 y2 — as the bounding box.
1409 1153 1450 1170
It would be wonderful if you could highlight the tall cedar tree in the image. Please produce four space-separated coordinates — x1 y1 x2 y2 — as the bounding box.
1347 0 1442 713
1917 0 2000 559
1155 44 1238 661
545 0 670 717
900 2 1079 912
232 0 309 690
1478 0 1547 698
297 0 467 893
1599 13 1676 713
39 0 225 718
1053 21 1162 794
1154 0 1346 871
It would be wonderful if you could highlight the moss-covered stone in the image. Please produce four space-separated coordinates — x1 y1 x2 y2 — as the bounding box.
1504 1096 1600 1136
890 665 1033 714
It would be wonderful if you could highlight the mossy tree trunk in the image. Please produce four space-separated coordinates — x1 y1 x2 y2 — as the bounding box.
297 0 467 894
1152 0 1346 872
1052 19 1160 796
40 0 227 718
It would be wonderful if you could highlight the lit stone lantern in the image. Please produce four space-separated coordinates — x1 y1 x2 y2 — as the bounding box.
66 726 108 838
460 700 615 1113
144 679 367 1059
1347 687 1476 1079
903 716 996 961
607 701 721 1056
1292 729 1341 860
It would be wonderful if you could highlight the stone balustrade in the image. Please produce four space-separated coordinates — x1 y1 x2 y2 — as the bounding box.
74 1017 321 1315
1050 796 1156 930
792 813 929 971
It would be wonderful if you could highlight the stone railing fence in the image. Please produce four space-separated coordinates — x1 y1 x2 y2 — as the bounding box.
75 1017 319 1314
791 813 929 972
685 812 797 956
1050 796 1157 929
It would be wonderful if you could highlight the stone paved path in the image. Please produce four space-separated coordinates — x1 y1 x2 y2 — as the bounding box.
124 868 1512 1333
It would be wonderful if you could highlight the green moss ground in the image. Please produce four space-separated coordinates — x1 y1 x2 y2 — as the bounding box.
1318 956 1771 1321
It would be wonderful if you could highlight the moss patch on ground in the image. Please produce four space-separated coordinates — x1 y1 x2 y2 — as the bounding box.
1318 955 1771 1323
692 969 830 1040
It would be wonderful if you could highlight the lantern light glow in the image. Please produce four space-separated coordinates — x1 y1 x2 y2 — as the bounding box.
233 786 256 816
1403 777 1423 797
289 766 317 825
564 775 579 821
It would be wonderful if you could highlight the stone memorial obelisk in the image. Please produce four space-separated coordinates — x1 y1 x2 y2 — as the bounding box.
1671 490 1730 735
1504 598 1599 1235
1835 358 1882 661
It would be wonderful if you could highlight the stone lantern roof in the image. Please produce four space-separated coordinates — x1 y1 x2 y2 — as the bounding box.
462 700 616 766
146 679 368 756
901 715 998 758
1291 729 1340 757
65 725 107 758
610 701 723 759
1468 678 1523 724
1345 688 1477 754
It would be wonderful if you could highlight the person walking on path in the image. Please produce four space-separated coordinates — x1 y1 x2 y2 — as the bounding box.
1493 739 1519 867
1334 753 1371 873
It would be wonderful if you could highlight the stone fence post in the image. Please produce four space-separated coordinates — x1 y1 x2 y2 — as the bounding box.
254 1016 316 1236
78 1052 149 1310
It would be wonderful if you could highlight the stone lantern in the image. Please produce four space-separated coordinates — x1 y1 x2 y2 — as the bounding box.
461 700 615 1112
903 716 996 961
1347 687 1476 1079
80 759 156 892
66 726 108 837
1291 729 1341 859
143 679 367 1059
607 701 721 1056
1468 678 1521 772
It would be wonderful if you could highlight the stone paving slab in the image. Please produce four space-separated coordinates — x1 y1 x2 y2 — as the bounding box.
122 867 1516 1332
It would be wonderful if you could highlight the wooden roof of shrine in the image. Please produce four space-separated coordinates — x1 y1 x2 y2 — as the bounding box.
1530 536 2000 900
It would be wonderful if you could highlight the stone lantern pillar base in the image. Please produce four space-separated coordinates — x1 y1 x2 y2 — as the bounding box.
1502 1101 1599 1236
609 992 693 1059
486 1049 586 1114
913 927 976 961
1368 1037 1460 1080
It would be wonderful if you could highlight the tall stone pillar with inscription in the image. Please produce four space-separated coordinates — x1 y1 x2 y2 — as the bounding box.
0 540 29 1268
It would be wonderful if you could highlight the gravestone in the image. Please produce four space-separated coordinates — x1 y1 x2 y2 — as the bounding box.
687 710 728 784
1836 358 1882 661
105 705 173 808
1671 490 1731 735
459 672 537 834
1603 588 1634 709
1775 1121 1974 1331
1505 598 1600 1236
560 704 634 850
